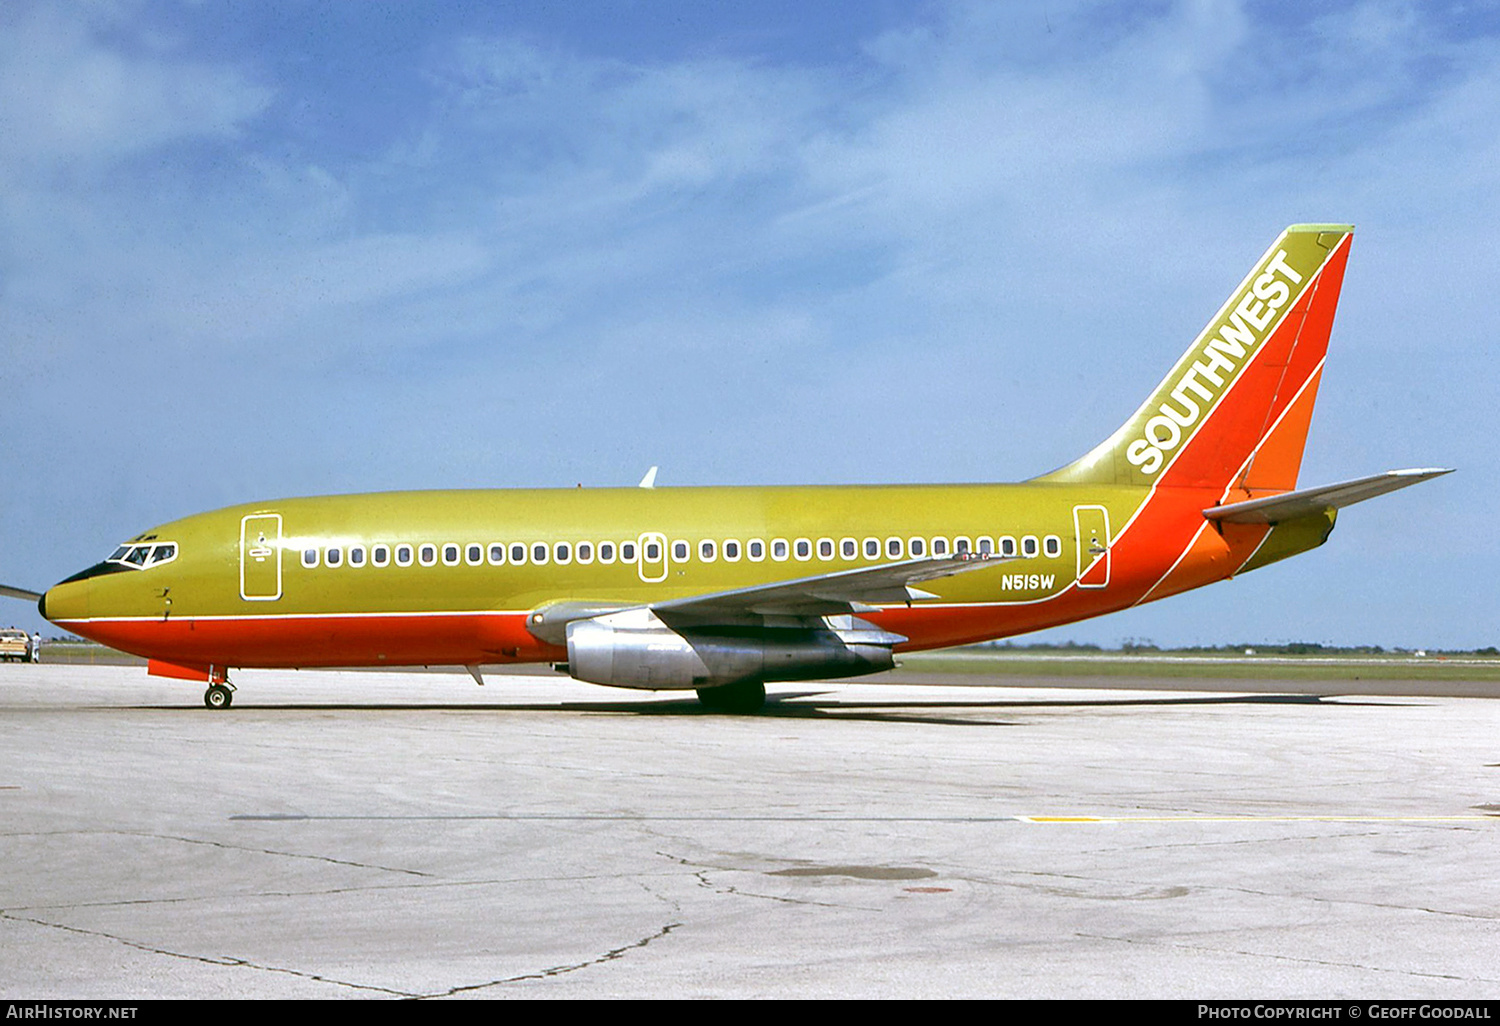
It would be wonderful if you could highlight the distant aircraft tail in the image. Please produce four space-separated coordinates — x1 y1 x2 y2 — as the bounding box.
1038 224 1354 498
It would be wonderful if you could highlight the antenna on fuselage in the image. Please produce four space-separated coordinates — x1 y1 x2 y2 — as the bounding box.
638 466 659 489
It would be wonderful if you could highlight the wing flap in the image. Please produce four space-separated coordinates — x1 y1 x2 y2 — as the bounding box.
1204 468 1452 524
525 553 1009 643
653 552 1008 620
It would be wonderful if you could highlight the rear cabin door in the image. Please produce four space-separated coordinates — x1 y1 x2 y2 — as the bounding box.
240 513 283 601
1073 505 1111 589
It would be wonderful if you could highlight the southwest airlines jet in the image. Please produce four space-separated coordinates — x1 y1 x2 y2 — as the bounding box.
2 225 1448 712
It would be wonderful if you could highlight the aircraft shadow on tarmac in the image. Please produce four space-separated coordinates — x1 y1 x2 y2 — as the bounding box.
124 691 1419 727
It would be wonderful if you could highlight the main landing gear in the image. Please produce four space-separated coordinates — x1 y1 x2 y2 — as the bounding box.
695 680 767 714
204 682 235 709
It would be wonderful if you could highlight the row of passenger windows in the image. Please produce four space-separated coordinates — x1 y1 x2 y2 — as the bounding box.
300 533 1065 569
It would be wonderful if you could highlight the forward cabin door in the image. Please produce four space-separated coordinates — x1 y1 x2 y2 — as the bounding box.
1073 505 1111 589
240 513 283 601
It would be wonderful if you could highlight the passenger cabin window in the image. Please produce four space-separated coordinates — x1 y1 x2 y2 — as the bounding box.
532 543 549 565
396 545 414 567
373 545 391 567
466 544 483 566
555 542 571 565
1022 535 1039 557
599 542 616 563
488 544 505 566
621 541 637 562
349 546 366 567
645 541 661 561
772 539 788 561
672 541 688 562
841 538 857 559
887 537 903 559
510 543 526 565
818 539 834 559
932 537 949 556
748 540 765 561
909 537 925 558
999 536 1017 558
977 537 993 556
442 544 460 566
577 542 593 564
302 548 318 568
699 540 715 562
723 540 740 561
954 537 971 554
326 547 343 567
1044 535 1062 558
864 538 880 559
794 539 811 560
419 544 438 566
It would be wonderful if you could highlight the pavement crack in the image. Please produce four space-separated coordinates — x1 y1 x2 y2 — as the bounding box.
0 909 418 996
6 869 695 916
151 830 436 878
635 877 684 914
9 828 434 879
431 921 682 996
656 850 883 911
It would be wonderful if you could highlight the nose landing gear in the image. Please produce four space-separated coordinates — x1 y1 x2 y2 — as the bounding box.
204 682 235 709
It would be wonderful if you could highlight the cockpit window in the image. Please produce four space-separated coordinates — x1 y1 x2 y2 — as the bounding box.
107 542 179 570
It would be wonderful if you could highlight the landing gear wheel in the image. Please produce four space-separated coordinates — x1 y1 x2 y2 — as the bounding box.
695 680 766 714
204 683 233 709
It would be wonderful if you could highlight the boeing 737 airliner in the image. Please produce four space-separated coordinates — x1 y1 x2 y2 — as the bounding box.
3 225 1449 711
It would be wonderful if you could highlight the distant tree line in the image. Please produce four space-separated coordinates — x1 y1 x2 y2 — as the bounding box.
984 639 1499 656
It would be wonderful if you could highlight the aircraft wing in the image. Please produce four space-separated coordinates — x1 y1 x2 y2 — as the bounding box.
525 553 1009 643
1204 468 1452 525
651 552 1009 620
1 583 42 602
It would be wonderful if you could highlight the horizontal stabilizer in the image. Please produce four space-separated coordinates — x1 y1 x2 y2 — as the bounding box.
1204 468 1452 524
0 583 42 602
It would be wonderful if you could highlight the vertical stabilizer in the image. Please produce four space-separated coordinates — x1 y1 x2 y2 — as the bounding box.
1037 225 1354 495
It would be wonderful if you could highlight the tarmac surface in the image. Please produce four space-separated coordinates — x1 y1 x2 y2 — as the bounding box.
2 663 1499 999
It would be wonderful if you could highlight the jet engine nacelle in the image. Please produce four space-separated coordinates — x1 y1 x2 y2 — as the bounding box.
565 609 902 691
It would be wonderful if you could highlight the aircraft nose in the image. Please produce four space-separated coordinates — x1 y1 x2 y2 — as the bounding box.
40 578 90 624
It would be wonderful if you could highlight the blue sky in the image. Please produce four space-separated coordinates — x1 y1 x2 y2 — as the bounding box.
1 0 1494 647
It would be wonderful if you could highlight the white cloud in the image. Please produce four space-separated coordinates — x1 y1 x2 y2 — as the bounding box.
0 4 270 176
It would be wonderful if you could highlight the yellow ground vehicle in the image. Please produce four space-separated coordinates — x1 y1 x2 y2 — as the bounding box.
0 629 31 662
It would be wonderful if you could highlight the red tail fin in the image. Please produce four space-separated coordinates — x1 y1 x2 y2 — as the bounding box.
1037 225 1354 497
